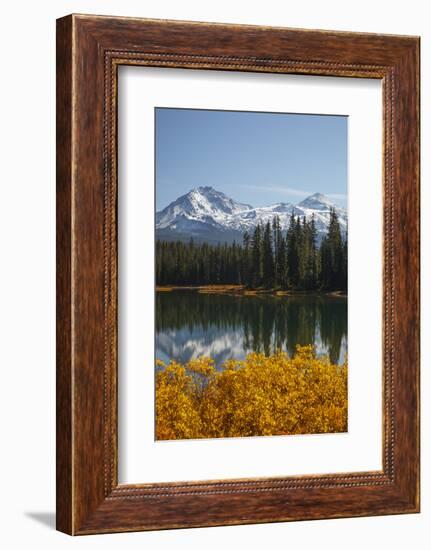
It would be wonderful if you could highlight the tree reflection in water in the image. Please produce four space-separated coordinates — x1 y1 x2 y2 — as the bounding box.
156 290 347 368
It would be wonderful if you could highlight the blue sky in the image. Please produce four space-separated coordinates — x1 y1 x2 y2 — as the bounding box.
155 108 347 210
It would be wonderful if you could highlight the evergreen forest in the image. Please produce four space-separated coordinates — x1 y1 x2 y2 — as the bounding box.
156 209 347 292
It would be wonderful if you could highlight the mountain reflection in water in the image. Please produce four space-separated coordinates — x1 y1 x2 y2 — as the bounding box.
156 290 347 368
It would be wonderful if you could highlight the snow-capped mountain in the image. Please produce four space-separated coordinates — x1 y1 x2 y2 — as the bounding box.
156 186 347 244
156 186 251 229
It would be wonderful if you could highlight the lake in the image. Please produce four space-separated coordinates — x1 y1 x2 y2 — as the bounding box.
155 290 347 368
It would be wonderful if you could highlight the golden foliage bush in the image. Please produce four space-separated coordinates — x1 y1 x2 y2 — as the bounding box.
155 345 347 440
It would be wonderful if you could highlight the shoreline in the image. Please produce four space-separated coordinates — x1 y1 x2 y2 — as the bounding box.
156 284 347 298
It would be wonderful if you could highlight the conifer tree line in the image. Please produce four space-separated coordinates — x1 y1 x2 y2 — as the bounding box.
156 208 347 291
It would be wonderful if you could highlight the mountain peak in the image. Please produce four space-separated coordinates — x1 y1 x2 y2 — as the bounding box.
309 192 327 201
298 193 334 209
156 185 253 232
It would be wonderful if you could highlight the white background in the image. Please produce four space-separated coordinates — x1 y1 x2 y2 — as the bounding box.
0 1 428 548
119 68 382 483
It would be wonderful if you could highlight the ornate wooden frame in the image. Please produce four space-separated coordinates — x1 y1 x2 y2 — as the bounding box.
56 14 420 534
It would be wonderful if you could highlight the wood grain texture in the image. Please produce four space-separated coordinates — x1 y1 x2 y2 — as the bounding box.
56 15 73 535
56 14 420 535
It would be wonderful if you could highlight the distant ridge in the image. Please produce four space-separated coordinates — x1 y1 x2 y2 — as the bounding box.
156 186 347 244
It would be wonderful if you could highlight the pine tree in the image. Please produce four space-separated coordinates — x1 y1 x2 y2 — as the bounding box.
262 221 275 288
242 231 251 287
278 235 287 288
309 215 318 289
341 234 348 291
251 223 263 288
273 215 284 287
319 208 344 290
286 212 299 288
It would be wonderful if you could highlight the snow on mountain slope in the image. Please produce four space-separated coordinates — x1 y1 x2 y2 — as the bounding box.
292 194 348 236
156 186 252 230
228 203 293 232
156 187 347 243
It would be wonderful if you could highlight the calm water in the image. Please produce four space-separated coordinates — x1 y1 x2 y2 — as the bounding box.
156 290 347 367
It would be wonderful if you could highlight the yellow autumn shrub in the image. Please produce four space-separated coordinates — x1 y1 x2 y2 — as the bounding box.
155 345 347 440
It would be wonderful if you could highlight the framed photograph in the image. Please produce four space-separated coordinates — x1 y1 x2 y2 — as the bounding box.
56 14 420 534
